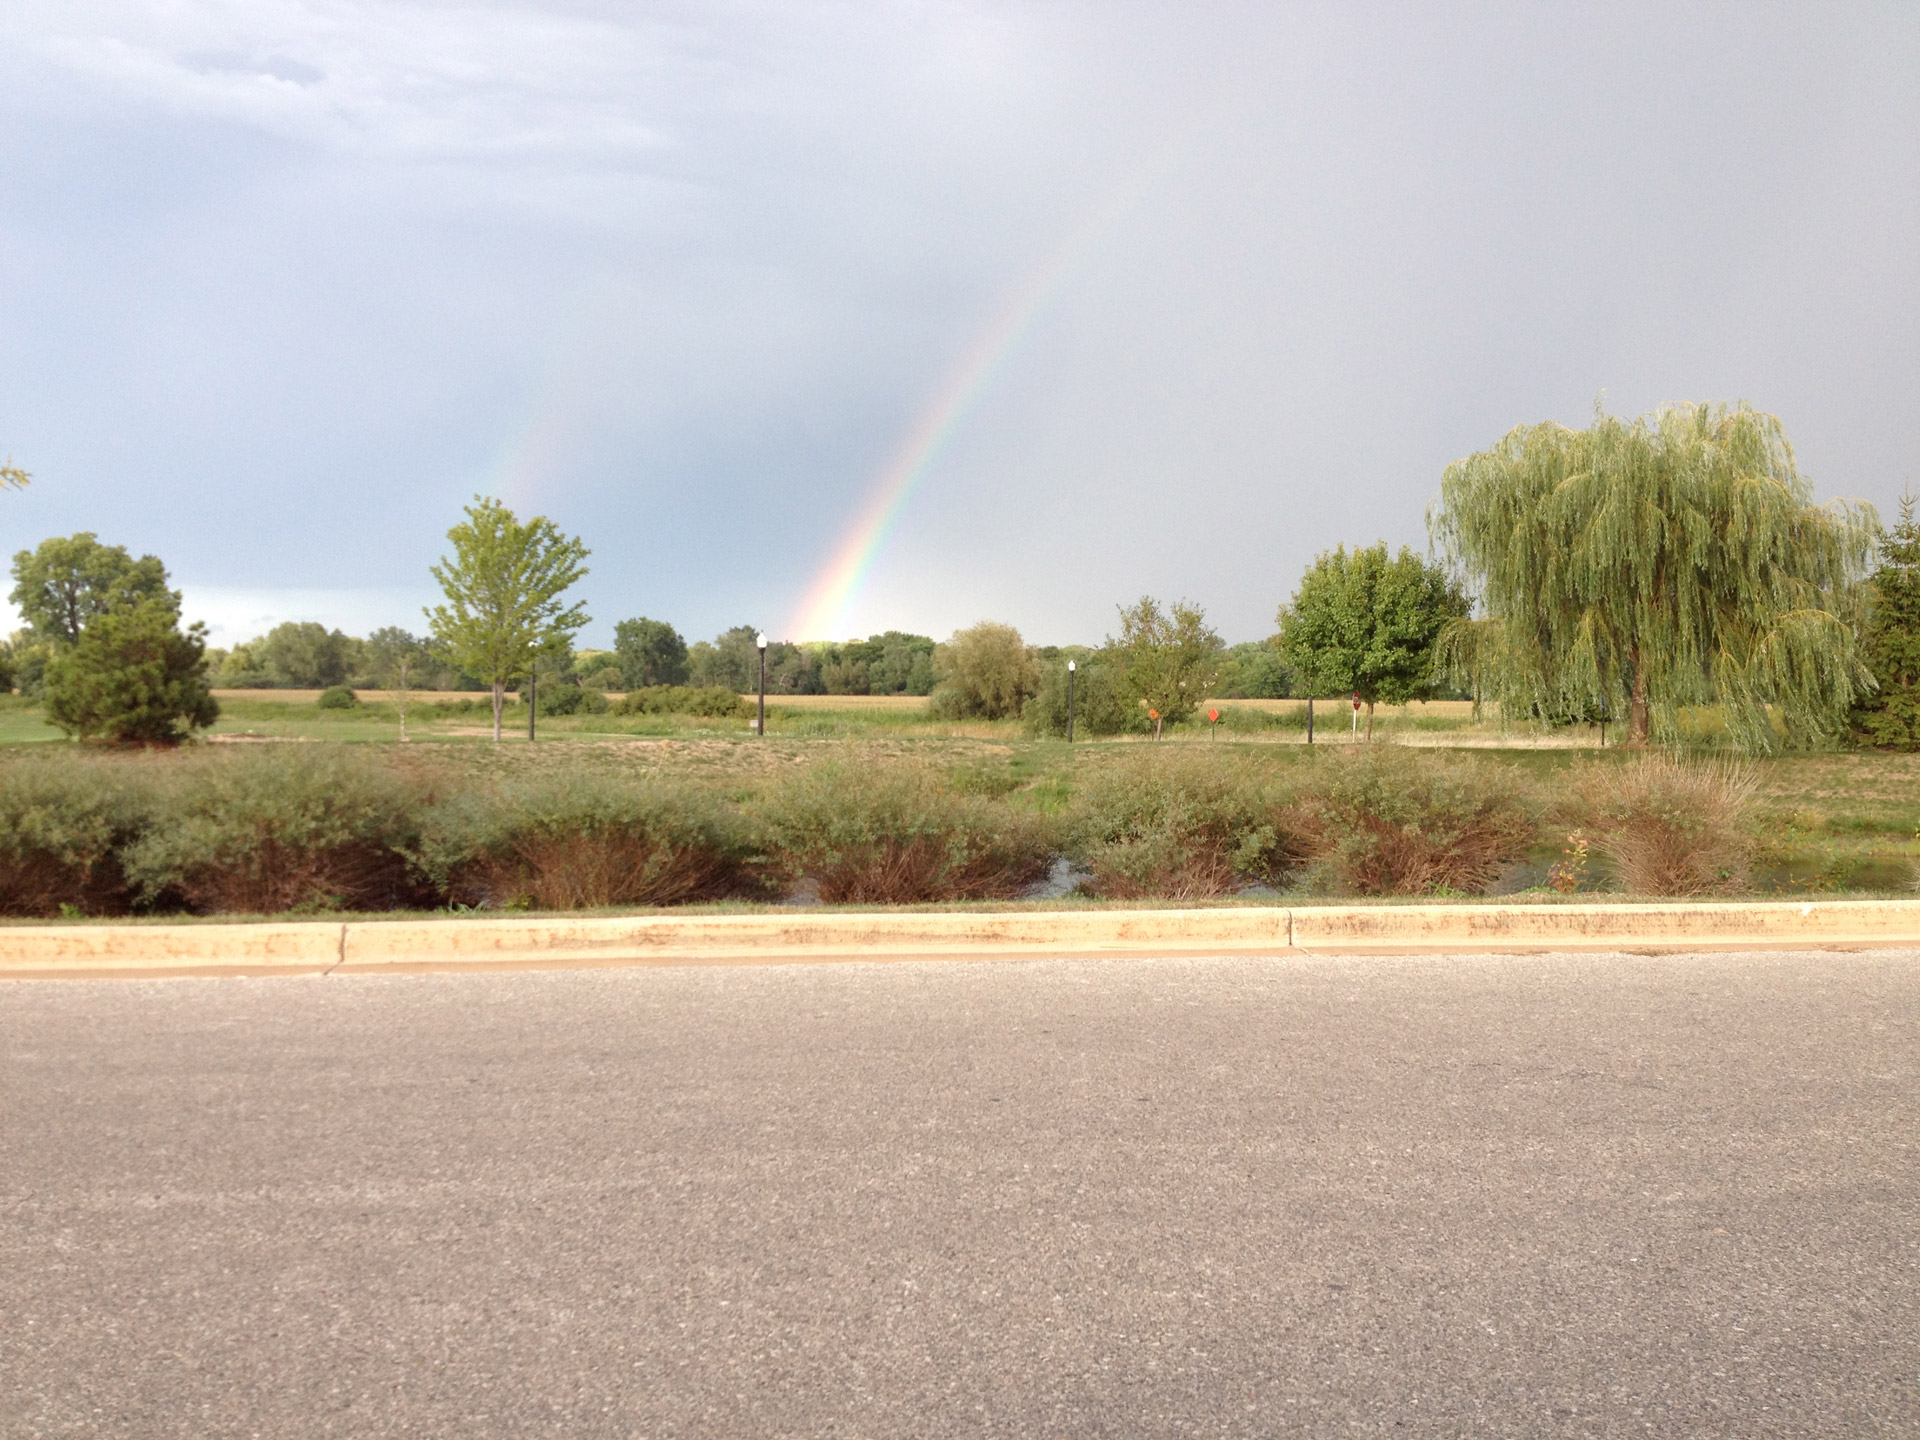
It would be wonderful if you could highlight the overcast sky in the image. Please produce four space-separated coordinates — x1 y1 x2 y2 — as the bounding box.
2 2 1916 649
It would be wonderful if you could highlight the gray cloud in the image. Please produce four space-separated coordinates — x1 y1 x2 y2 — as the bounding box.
1 1 1915 648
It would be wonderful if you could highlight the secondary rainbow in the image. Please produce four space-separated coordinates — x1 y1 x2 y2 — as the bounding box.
783 142 1189 642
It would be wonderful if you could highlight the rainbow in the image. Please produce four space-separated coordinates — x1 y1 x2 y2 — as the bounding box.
783 142 1191 641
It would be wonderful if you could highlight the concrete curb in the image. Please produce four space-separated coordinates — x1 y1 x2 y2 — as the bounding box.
4 899 1920 979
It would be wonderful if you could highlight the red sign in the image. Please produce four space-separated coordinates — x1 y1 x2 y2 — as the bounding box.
1352 692 1361 710
1207 708 1220 723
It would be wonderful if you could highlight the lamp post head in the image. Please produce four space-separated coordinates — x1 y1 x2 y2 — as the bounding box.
1067 660 1076 672
756 632 768 651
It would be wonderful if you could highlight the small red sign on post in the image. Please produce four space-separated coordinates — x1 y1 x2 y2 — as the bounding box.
1207 707 1220 723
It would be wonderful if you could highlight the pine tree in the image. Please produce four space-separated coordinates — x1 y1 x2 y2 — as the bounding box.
1851 490 1920 748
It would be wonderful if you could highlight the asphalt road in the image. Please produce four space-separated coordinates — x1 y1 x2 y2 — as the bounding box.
3 951 1918 1439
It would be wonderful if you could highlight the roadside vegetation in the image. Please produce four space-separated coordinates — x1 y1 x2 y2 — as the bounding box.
1 737 1910 921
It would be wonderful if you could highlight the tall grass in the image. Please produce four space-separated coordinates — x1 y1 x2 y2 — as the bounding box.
1568 756 1756 896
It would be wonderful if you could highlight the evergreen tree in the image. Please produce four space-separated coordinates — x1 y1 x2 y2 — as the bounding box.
1851 491 1920 748
43 598 219 743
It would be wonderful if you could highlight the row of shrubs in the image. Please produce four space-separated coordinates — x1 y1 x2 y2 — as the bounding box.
0 745 1756 918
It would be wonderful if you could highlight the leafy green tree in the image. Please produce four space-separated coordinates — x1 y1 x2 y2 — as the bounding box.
929 621 1039 719
364 627 432 740
1215 639 1292 698
866 631 936 695
1110 597 1224 738
43 598 219 743
10 533 174 646
363 627 429 686
1280 544 1466 739
819 651 870 695
1024 649 1139 737
1432 401 1876 751
6 633 53 697
426 496 590 741
1851 490 1920 748
212 641 272 688
688 625 760 692
256 621 353 688
614 617 690 689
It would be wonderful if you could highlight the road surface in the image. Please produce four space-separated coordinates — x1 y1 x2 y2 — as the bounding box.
3 950 1917 1437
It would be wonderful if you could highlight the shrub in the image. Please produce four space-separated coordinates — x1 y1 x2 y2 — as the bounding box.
1293 746 1536 895
417 772 755 909
615 685 749 719
1066 750 1301 898
1568 757 1756 896
119 746 432 913
317 685 359 710
757 760 1055 903
0 753 158 915
527 682 609 717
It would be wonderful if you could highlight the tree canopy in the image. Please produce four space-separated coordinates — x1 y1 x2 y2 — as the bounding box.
614 617 691 689
425 496 590 740
11 533 175 646
1431 401 1876 750
1851 490 1920 749
255 621 354 689
1278 545 1462 737
1110 597 1223 738
930 621 1038 720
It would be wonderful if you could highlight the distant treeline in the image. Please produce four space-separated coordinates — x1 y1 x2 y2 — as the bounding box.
190 618 1297 700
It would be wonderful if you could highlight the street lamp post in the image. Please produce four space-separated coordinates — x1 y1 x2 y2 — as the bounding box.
527 666 537 742
1066 659 1076 743
1306 695 1314 745
756 633 768 735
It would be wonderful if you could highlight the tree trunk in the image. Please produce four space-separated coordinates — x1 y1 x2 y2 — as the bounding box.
1365 701 1375 742
1626 655 1650 748
492 681 504 742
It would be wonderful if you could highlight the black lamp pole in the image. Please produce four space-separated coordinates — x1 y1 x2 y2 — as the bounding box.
756 633 768 735
1306 695 1314 745
528 668 537 742
1066 659 1076 743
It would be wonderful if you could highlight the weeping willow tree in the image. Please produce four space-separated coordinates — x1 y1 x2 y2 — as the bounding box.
1430 401 1877 752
